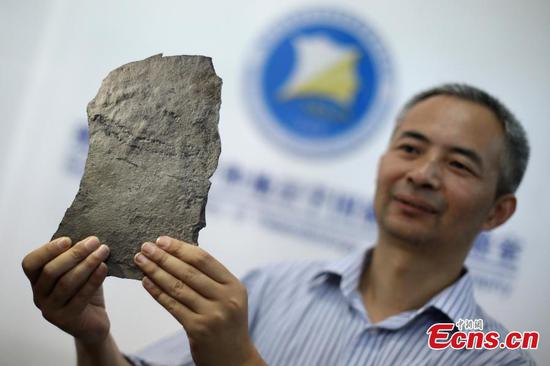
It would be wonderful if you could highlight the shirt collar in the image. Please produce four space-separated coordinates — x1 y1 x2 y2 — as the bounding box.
310 245 480 324
309 245 372 300
424 269 479 322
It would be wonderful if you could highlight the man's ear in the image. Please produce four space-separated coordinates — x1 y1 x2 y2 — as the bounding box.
482 194 517 231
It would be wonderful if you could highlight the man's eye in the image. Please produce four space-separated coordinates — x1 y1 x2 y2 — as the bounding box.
450 161 469 171
399 144 418 154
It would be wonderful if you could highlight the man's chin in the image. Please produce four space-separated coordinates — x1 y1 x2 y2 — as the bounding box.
381 221 436 247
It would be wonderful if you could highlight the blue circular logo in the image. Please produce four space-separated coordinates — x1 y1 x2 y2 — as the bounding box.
245 9 394 156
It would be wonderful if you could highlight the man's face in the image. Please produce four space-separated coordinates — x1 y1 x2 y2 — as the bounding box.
374 95 506 249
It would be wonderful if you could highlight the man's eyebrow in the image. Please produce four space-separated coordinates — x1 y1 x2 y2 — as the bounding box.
397 130 483 169
450 146 483 169
397 130 430 143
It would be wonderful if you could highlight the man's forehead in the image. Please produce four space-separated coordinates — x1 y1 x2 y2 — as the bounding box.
393 95 504 139
399 95 500 124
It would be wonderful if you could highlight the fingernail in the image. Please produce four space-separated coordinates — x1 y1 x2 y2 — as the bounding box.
55 237 71 249
141 242 155 255
134 253 148 264
156 236 170 249
94 244 110 259
84 236 100 250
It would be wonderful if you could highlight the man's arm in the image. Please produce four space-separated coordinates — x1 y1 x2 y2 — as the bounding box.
76 334 132 366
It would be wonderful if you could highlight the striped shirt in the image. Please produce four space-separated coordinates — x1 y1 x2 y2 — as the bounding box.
127 247 536 365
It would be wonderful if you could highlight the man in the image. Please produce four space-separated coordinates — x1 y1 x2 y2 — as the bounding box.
22 83 536 365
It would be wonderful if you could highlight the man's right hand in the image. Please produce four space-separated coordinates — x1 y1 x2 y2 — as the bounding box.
22 236 111 345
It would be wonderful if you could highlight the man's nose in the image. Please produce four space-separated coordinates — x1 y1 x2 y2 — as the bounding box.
406 158 442 189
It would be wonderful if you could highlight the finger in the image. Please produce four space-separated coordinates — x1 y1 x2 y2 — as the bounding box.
34 236 101 298
49 244 110 306
65 263 108 314
142 276 197 328
140 242 221 299
22 237 72 284
156 236 234 284
134 252 207 312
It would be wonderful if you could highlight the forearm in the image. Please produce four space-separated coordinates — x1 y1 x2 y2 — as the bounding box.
243 346 268 366
75 333 132 366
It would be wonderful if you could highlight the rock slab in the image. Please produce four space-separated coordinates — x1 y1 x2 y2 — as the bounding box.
52 54 222 279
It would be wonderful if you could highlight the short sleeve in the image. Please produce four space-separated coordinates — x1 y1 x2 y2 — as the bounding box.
124 330 193 366
240 267 272 334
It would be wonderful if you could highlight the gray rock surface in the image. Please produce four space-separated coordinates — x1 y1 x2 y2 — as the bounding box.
52 54 222 280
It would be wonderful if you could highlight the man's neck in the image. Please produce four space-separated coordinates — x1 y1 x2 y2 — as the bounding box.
359 235 465 324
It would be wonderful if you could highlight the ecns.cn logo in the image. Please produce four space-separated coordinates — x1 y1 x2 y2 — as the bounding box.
244 9 394 156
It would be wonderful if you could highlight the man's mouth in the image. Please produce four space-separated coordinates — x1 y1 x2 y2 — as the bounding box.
393 194 439 214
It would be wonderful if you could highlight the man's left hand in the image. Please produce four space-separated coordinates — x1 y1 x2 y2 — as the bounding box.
134 236 265 366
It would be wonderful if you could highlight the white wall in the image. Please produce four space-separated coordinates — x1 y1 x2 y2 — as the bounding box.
1 1 548 364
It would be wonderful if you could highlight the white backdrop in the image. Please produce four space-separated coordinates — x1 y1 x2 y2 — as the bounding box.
1 1 549 365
